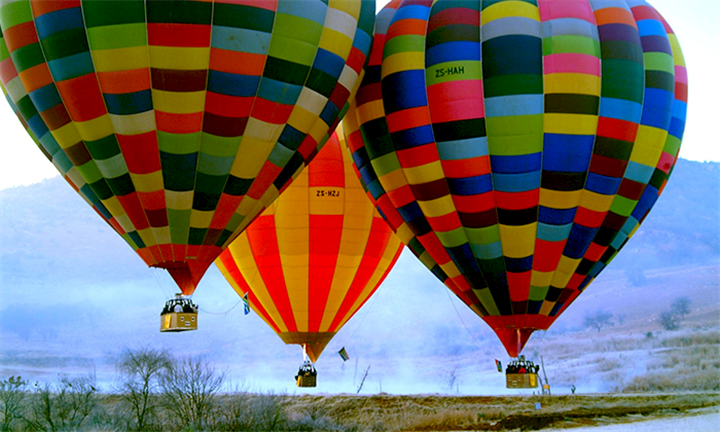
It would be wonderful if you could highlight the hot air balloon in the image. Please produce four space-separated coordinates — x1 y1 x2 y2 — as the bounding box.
345 0 687 371
0 0 375 329
216 131 403 387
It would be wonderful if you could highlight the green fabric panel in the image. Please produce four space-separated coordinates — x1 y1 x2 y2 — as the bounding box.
643 51 675 74
600 59 644 103
435 227 468 248
529 285 549 302
199 133 241 158
370 152 402 178
483 74 543 98
486 114 544 155
609 195 637 217
0 0 33 31
542 35 600 56
87 24 147 50
167 209 191 243
384 34 425 57
466 225 502 246
10 43 46 73
81 0 145 28
158 131 202 154
40 29 89 62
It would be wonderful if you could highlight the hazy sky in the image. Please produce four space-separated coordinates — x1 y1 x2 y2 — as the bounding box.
0 0 717 190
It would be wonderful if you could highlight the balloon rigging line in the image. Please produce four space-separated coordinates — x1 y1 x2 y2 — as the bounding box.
339 284 383 349
444 287 485 349
198 298 243 316
151 268 172 300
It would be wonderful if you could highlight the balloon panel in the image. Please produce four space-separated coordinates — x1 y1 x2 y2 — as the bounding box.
0 0 375 294
347 0 686 356
216 132 403 362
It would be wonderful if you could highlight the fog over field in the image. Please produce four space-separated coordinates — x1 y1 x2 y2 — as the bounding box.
1 159 718 395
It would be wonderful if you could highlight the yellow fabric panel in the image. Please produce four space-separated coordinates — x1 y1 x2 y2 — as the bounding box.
328 0 361 20
165 190 193 211
530 270 553 288
539 188 582 209
148 46 210 70
668 34 686 66
376 162 409 191
481 1 539 25
309 188 344 215
91 47 149 72
113 213 135 233
319 27 353 59
152 226 171 246
73 114 114 142
287 104 319 134
235 196 262 222
382 52 424 78
544 113 598 136
108 112 156 135
403 160 444 185
539 300 555 316
417 194 455 218
245 118 285 142
544 73 601 95
152 90 206 115
356 99 384 124
440 260 462 279
129 171 164 193
499 223 537 258
229 138 274 178
630 126 667 166
225 236 290 333
309 119 333 143
297 88 328 116
551 255 582 287
578 190 615 212
135 227 157 247
190 209 214 229
52 122 82 149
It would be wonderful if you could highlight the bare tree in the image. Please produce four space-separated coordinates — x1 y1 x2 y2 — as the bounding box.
117 347 172 431
160 356 224 429
25 375 97 432
0 376 27 432
583 309 614 332
660 296 692 331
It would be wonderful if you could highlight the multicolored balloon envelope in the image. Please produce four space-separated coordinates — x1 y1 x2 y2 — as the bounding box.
345 0 687 356
0 0 375 294
216 132 403 362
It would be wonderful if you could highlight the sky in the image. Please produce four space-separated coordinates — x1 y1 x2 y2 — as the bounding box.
0 0 718 190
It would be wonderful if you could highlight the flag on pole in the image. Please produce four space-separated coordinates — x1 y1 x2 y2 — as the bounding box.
495 359 502 373
338 347 350 361
242 292 250 315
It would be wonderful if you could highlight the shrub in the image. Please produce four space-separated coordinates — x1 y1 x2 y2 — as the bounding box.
0 376 27 432
160 356 224 430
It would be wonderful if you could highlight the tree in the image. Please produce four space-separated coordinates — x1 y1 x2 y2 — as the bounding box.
25 375 97 432
583 309 614 332
117 347 172 431
160 356 224 430
0 376 27 432
659 296 692 331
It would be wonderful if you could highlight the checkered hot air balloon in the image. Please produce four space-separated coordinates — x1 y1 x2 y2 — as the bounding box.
0 0 375 295
216 131 402 376
344 0 687 357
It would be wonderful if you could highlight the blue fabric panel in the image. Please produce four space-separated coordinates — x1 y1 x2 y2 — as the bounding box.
390 124 435 149
640 88 673 129
35 7 83 39
391 3 430 22
319 101 339 126
447 174 493 195
485 94 543 117
537 222 573 242
542 134 595 172
564 224 599 259
490 153 541 173
447 243 482 273
491 171 541 192
599 97 643 122
637 19 667 37
426 41 480 65
277 0 327 25
211 27 271 54
104 90 152 115
312 48 346 77
266 142 295 168
47 52 95 82
29 84 63 112
382 69 428 113
437 137 488 159
471 241 504 259
208 71 260 97
539 206 577 225
505 255 533 272
632 185 659 220
624 161 655 184
257 77 302 104
352 25 373 57
278 124 305 150
27 115 50 140
585 172 622 195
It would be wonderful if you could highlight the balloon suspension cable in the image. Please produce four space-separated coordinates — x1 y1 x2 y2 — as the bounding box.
151 267 173 300
444 288 485 349
339 281 383 349
197 298 243 315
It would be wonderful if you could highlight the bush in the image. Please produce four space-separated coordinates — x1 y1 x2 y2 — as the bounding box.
160 356 224 430
0 376 27 432
24 375 98 432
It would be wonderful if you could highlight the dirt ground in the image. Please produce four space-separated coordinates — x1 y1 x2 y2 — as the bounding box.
281 392 720 431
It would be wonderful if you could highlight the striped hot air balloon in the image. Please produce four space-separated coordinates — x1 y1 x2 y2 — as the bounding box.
0 0 375 294
345 0 687 356
216 131 403 368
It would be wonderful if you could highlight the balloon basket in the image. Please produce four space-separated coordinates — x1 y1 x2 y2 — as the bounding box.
506 373 539 389
295 361 317 388
160 295 198 332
